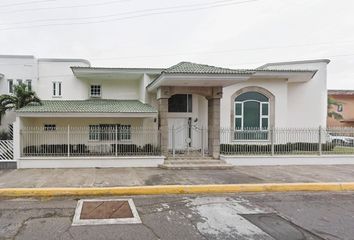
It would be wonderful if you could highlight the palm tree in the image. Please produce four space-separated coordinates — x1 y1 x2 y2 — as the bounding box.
0 83 41 114
328 96 343 120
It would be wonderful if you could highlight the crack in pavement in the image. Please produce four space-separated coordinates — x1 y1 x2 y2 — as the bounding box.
141 222 161 240
10 210 72 240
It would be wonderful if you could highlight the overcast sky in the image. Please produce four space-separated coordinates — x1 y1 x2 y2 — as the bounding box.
0 0 353 89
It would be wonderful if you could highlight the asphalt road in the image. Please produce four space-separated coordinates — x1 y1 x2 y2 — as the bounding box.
1 192 353 240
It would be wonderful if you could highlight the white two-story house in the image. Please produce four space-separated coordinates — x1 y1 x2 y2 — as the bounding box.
0 55 329 168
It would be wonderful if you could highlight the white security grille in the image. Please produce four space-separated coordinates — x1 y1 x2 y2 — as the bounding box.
0 140 14 161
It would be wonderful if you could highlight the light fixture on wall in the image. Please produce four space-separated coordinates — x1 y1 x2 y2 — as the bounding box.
154 118 157 123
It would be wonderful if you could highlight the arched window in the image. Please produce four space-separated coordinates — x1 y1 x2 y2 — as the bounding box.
234 91 269 139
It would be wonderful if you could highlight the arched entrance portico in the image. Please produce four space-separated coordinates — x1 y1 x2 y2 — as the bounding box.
157 86 222 159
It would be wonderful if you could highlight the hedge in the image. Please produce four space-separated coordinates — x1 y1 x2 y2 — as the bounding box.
23 143 160 156
220 142 335 154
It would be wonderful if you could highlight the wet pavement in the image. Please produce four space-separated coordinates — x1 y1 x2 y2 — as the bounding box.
1 191 353 240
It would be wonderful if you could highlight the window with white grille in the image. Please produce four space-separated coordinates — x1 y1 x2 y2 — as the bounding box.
52 82 62 97
8 79 13 93
26 79 32 91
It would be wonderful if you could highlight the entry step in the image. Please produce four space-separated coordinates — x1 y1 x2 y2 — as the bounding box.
159 157 233 169
159 163 233 170
164 160 225 164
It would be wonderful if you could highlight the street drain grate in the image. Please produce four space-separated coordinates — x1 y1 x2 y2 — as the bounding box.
240 213 325 240
72 199 141 226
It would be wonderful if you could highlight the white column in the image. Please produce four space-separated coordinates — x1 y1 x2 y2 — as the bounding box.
13 116 21 166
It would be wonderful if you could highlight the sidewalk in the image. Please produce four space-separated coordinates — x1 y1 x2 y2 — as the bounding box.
1 164 354 188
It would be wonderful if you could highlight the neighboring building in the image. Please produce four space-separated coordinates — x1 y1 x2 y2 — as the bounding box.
328 90 354 127
0 55 329 168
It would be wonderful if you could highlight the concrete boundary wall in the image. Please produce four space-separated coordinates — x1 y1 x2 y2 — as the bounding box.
221 155 354 166
18 156 165 168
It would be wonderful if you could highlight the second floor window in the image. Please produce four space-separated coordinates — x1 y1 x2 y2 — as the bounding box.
90 85 101 97
26 80 32 91
53 82 62 97
17 79 22 85
8 79 13 93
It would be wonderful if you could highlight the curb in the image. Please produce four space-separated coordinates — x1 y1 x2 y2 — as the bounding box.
1 182 354 197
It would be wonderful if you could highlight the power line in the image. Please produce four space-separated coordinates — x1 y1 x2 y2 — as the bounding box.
90 40 354 61
0 0 130 14
0 0 261 31
0 0 54 8
0 0 238 25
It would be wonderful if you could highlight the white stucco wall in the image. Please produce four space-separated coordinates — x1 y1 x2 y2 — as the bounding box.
277 61 328 128
37 60 90 100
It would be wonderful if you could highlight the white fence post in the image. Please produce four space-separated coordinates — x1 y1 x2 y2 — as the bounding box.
318 126 322 156
67 125 70 157
201 126 205 158
172 125 175 158
115 125 118 157
271 126 275 156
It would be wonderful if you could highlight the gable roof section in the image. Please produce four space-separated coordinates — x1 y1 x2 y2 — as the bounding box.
146 61 317 90
162 62 254 74
17 100 157 113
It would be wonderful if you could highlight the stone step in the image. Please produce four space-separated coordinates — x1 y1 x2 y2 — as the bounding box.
167 156 214 159
158 163 233 170
164 160 225 164
167 157 215 161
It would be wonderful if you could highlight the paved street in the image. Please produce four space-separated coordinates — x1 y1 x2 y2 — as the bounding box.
1 191 354 240
2 164 354 188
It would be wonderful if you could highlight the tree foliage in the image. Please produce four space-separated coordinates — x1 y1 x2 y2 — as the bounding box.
0 83 41 115
327 97 343 120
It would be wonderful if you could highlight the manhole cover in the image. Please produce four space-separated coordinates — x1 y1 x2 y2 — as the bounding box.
72 199 141 226
241 213 325 240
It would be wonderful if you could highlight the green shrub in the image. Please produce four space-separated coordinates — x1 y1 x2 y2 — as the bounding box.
220 142 335 154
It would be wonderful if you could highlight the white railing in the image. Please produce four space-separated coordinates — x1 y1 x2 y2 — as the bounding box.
20 126 160 157
0 140 14 161
20 126 354 157
220 127 354 155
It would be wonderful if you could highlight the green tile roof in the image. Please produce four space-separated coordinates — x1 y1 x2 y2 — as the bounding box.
163 62 255 74
17 100 157 113
161 61 315 75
